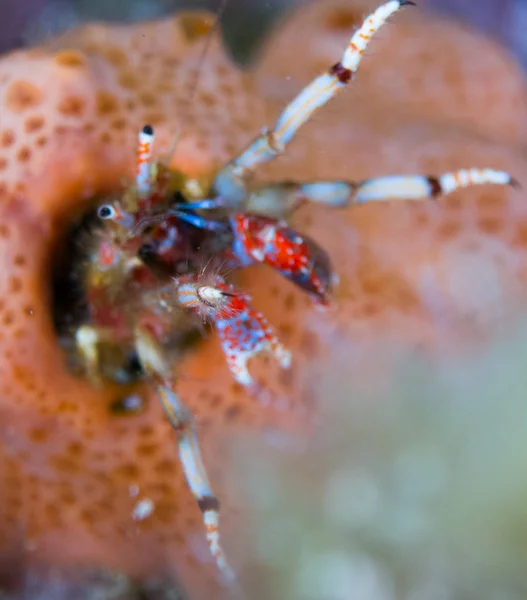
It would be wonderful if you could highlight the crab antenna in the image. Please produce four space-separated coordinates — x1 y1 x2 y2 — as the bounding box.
164 0 230 166
136 124 154 198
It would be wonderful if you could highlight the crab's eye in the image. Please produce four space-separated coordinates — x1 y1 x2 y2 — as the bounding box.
97 205 116 220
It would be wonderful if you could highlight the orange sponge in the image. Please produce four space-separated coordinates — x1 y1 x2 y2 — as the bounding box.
0 2 526 599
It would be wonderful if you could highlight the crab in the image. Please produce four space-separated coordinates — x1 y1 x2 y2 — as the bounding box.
68 0 516 585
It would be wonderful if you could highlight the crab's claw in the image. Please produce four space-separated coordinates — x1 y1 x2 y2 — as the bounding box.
175 274 291 389
230 213 333 304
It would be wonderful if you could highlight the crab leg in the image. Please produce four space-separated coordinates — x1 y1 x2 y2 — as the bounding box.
213 0 414 202
353 169 516 203
170 169 516 221
134 327 235 583
75 324 106 385
242 169 517 218
155 382 236 583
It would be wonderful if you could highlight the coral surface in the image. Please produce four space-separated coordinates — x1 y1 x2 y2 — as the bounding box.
0 1 526 599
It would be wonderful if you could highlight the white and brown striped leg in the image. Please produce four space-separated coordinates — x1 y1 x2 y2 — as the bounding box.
154 380 236 583
134 327 236 583
213 0 414 202
353 169 517 204
243 169 517 218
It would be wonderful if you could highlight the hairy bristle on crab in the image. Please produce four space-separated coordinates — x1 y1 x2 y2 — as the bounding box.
0 0 526 598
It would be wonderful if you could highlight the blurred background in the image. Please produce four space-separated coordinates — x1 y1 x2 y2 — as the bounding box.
1 0 526 67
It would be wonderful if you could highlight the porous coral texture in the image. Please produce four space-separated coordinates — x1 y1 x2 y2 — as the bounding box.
0 1 526 599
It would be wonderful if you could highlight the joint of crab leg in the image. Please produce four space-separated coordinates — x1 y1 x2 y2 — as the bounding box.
230 129 285 172
136 124 154 198
212 164 248 208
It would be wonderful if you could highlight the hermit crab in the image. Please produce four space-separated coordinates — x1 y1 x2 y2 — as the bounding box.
62 0 516 584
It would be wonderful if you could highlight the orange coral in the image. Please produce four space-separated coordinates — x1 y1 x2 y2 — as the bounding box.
0 2 526 599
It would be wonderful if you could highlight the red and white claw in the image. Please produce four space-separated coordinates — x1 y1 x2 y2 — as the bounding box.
230 213 333 305
175 275 291 389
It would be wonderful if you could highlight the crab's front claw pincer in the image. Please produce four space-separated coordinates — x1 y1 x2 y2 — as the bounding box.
230 213 333 304
174 274 291 389
213 290 292 389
